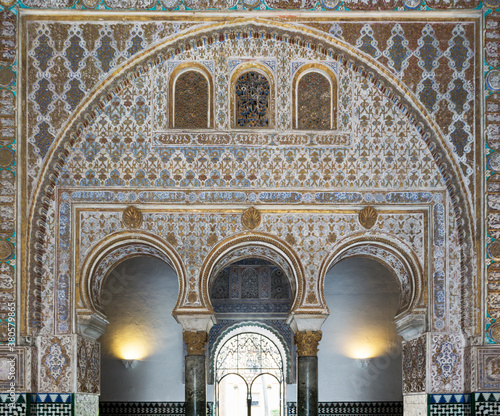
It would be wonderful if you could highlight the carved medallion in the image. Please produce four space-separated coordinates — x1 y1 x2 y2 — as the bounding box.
242 206 261 230
0 240 13 260
402 0 422 9
183 331 208 356
359 206 378 229
242 0 261 7
122 206 142 229
487 69 500 92
320 0 341 9
294 331 322 357
0 67 14 87
489 242 500 261
488 152 500 172
484 0 500 10
490 323 500 343
0 148 14 167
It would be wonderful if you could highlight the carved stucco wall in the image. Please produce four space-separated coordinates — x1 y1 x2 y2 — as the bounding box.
0 0 498 401
17 14 481 339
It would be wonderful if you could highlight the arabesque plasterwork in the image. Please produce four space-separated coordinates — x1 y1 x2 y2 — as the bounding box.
1 0 498 407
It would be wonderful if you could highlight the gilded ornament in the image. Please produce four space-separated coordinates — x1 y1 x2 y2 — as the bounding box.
294 331 322 357
402 0 422 9
359 206 378 229
187 291 198 304
207 234 218 246
285 233 296 246
306 292 318 304
0 148 14 167
122 206 143 229
0 240 13 260
242 207 261 230
166 233 177 246
490 323 500 343
320 0 340 8
183 331 208 355
81 0 100 7
242 0 261 7
484 0 500 9
489 242 500 261
327 232 337 243
0 67 14 87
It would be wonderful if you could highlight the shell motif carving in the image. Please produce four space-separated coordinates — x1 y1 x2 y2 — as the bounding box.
242 206 261 230
122 206 143 229
359 206 378 229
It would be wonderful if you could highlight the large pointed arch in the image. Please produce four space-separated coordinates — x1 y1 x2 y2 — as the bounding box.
22 17 475 336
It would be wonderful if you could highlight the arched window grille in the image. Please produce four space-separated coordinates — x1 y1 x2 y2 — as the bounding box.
170 64 213 129
293 64 337 130
231 64 274 129
215 332 285 416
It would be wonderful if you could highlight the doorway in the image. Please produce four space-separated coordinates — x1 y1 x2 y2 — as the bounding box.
215 332 285 416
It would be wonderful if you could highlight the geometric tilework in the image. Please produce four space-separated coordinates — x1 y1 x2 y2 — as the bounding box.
99 402 214 416
429 402 472 416
28 394 72 416
430 394 471 404
286 402 403 416
100 402 404 416
475 393 500 416
0 395 27 416
0 394 28 416
31 394 72 404
30 403 72 416
0 404 27 416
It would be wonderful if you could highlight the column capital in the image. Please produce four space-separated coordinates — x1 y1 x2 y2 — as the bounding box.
174 313 216 332
183 331 208 356
294 331 322 357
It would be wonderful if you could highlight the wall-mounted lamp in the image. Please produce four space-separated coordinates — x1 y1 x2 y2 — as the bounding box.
121 359 138 369
356 358 370 369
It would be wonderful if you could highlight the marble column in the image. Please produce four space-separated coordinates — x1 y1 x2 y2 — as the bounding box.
294 331 322 416
183 331 208 416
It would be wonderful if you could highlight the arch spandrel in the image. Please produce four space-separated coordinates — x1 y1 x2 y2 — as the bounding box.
21 17 477 336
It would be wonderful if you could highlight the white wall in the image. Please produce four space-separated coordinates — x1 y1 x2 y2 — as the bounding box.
318 257 403 401
99 256 184 401
98 256 401 403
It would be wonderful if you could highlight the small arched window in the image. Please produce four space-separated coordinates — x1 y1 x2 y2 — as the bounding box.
231 64 274 129
293 64 337 130
170 64 212 129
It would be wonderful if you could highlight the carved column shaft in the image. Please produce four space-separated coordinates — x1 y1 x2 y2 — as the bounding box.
183 331 208 416
294 331 322 416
